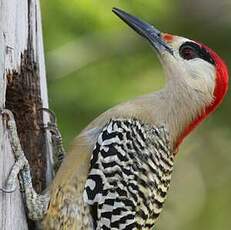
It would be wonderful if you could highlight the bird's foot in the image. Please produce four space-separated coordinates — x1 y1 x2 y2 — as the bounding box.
0 109 31 193
0 109 50 220
39 108 65 173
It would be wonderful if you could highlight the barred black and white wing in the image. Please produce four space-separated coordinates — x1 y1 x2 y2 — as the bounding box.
83 119 174 230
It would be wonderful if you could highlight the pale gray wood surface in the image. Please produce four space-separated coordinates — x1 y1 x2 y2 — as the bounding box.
0 0 52 229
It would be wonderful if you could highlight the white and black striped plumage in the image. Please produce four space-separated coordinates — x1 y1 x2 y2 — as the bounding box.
84 119 174 230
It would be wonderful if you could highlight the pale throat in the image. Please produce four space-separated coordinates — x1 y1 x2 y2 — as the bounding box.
159 78 214 149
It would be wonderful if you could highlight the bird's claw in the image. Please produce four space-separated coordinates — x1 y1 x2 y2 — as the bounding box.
0 155 29 194
0 164 19 193
38 108 60 137
0 109 29 194
39 108 56 124
38 108 57 130
38 107 62 145
0 184 18 193
0 109 15 127
38 108 65 173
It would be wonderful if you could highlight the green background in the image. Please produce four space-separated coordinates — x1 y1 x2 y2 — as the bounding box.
40 0 231 229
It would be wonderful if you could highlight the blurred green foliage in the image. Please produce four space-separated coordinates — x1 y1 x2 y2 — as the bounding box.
40 0 231 229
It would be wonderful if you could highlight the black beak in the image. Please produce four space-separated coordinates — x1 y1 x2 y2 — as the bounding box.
112 7 173 55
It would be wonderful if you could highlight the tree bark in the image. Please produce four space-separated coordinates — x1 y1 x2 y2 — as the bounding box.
0 0 52 229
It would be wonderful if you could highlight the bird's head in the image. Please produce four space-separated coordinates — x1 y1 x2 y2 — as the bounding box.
113 8 229 150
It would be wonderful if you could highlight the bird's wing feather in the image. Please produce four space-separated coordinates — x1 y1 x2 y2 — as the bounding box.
84 118 174 230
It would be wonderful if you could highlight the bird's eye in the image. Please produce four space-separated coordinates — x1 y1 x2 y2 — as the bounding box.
179 45 198 60
179 41 215 65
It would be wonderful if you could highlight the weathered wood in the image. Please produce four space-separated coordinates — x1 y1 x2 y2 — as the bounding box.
0 0 52 229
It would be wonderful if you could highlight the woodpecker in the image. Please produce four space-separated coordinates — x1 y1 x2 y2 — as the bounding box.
1 7 229 230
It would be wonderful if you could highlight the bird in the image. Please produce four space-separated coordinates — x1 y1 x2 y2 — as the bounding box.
1 7 229 230
41 7 228 229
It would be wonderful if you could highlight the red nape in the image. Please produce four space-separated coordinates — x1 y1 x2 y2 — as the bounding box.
175 44 229 152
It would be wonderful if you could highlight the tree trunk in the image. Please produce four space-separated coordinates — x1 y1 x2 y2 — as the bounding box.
0 0 52 229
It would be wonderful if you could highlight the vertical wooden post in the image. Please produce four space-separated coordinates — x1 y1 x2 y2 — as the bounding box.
0 0 52 229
